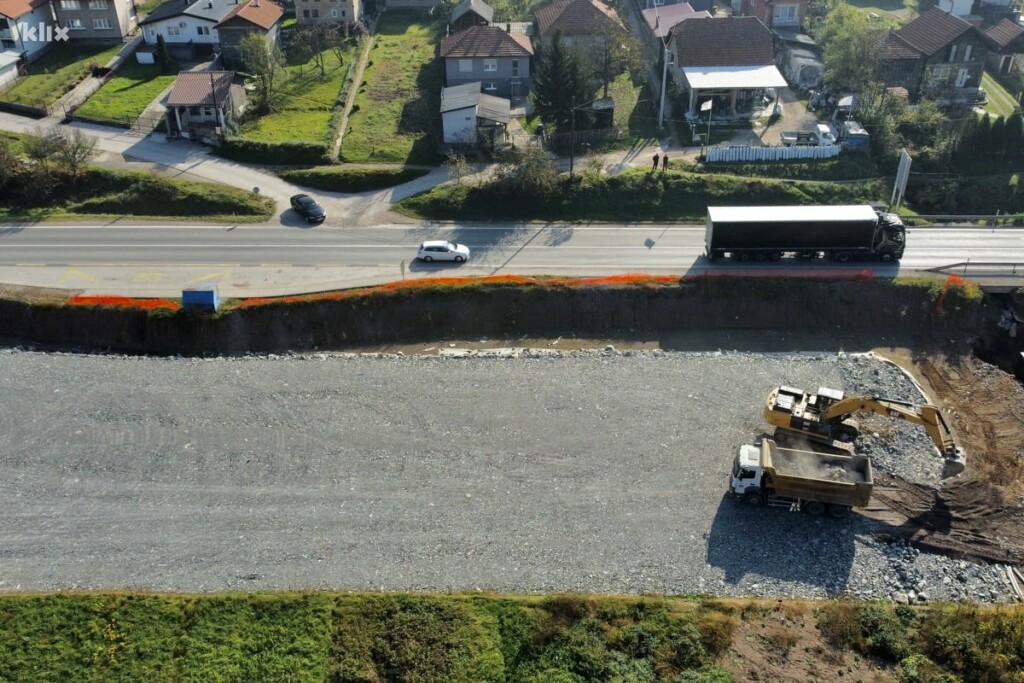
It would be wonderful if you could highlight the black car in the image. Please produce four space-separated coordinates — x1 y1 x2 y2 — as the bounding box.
290 194 326 223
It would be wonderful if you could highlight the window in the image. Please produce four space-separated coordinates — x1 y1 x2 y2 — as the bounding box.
511 59 519 76
88 0 108 9
947 44 957 62
167 24 180 35
1 39 16 49
60 0 81 9
772 4 797 24
483 81 496 91
311 8 318 17
302 8 309 16
483 58 497 72
197 25 209 35
93 17 111 28
963 44 972 61
189 106 200 115
458 58 472 72
932 65 950 80
330 8 337 16
67 17 84 28
204 107 214 116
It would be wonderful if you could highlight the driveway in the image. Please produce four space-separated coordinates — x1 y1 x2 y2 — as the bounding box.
758 86 822 146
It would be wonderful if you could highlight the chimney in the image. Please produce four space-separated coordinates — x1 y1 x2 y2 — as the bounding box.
505 21 510 31
206 1 212 7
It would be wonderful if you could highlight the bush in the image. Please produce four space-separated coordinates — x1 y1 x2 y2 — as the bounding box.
278 166 429 192
217 138 330 165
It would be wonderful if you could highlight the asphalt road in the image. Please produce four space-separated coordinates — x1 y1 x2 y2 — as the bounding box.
1 224 1023 296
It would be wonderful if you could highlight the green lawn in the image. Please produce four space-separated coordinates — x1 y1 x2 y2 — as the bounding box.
842 0 914 23
606 70 659 139
74 63 177 124
136 0 165 17
0 43 123 108
234 45 350 146
982 71 1020 119
341 11 443 164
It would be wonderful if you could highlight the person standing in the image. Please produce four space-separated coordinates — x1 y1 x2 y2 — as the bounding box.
662 153 669 171
652 153 659 171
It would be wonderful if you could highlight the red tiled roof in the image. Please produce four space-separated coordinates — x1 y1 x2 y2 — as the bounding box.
0 0 48 19
215 0 283 29
166 71 234 107
984 18 1024 49
670 16 774 67
878 30 923 59
893 7 973 57
440 25 533 57
534 0 620 36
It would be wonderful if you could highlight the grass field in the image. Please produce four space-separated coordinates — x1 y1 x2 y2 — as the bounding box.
982 71 1021 119
340 11 443 164
74 63 177 124
0 43 123 108
234 44 351 146
0 593 1021 682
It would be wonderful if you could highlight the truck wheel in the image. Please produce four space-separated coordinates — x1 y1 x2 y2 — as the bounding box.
803 501 826 515
738 252 751 263
880 253 894 263
835 252 851 263
743 493 763 506
755 252 766 262
770 252 782 261
828 505 851 519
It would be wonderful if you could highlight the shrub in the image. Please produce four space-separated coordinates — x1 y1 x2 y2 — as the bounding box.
217 138 330 165
278 166 429 192
860 605 912 662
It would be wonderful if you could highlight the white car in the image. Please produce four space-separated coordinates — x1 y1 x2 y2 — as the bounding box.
417 240 470 263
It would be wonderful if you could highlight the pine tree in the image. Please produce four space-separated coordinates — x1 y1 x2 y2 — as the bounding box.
156 34 173 74
1003 113 1023 159
990 115 1007 158
530 31 593 133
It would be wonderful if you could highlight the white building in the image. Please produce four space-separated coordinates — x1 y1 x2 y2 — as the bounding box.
140 0 241 59
0 0 58 61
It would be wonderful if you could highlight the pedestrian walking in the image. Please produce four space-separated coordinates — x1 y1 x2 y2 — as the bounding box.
662 153 669 171
652 153 659 171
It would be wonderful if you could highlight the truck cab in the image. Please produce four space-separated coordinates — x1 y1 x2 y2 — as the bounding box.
874 211 906 261
730 444 764 502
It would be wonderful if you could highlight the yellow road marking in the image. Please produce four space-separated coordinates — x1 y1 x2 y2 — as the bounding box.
131 272 163 283
58 268 97 284
15 263 47 267
186 270 232 284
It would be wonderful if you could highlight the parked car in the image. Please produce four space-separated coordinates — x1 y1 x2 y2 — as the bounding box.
417 240 470 263
290 194 326 223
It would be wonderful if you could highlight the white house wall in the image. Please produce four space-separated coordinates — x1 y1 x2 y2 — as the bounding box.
4 5 57 60
442 107 477 143
144 15 218 44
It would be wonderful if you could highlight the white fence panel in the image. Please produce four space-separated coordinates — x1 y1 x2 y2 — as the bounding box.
706 144 841 163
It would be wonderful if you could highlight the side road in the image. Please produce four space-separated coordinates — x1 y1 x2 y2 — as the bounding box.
0 110 706 227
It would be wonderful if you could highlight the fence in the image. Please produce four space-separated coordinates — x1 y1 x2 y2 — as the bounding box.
706 144 841 163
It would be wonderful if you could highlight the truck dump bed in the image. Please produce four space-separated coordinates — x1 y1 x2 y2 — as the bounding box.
763 441 873 507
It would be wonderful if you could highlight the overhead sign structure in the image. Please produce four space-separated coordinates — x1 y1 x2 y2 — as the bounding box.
891 149 912 209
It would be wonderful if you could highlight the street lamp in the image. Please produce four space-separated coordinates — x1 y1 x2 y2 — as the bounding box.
658 40 674 129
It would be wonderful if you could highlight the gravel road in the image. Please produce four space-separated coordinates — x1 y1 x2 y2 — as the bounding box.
0 349 1012 602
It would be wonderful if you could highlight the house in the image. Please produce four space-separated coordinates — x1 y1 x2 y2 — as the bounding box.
440 25 532 100
450 0 491 32
644 0 713 12
983 18 1024 76
878 8 988 102
642 2 709 43
667 16 786 117
165 69 243 139
0 49 20 88
51 0 136 44
294 0 360 27
534 0 622 53
0 0 57 60
140 0 235 59
440 80 509 148
215 0 282 69
730 0 806 31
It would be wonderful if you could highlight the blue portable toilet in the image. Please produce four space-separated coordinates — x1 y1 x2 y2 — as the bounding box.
182 286 220 311
841 120 870 152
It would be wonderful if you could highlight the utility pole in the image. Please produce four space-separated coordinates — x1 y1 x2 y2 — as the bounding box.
658 40 672 129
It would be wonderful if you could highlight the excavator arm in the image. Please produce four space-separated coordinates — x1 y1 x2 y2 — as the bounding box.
765 386 967 478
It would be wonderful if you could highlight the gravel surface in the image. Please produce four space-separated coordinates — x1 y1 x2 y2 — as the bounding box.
0 348 1012 601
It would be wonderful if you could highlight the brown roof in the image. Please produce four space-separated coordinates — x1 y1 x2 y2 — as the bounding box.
0 0 48 19
670 16 774 67
878 30 922 60
215 0 283 29
893 7 973 57
534 0 621 36
984 18 1024 49
166 71 234 107
440 25 533 58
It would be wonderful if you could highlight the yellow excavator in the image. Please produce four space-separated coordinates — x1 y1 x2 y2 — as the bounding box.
764 385 967 478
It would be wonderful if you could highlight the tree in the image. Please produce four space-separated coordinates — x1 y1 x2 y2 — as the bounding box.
493 144 557 196
0 138 20 191
589 22 641 99
292 25 333 79
52 127 97 175
531 31 593 133
240 33 287 113
23 127 62 172
1004 112 1023 159
817 5 885 95
156 34 174 74
990 115 1007 158
445 152 470 184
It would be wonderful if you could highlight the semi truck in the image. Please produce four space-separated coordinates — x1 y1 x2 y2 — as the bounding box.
705 204 906 263
729 438 873 517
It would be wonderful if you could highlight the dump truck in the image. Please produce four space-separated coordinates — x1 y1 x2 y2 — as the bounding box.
780 124 836 147
705 204 906 263
730 438 873 517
